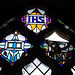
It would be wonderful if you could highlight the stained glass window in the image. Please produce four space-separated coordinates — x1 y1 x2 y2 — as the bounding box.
21 8 51 35
22 58 52 75
0 31 33 65
40 32 74 66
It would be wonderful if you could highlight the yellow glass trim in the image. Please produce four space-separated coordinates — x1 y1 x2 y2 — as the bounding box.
37 25 43 30
46 50 48 51
25 53 28 56
30 24 36 30
31 12 36 15
46 26 48 28
47 22 50 24
37 13 41 15
63 61 65 64
23 21 26 23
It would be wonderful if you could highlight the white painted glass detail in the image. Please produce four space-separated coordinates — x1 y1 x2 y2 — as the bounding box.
71 66 75 75
38 63 49 73
22 58 52 75
24 63 36 74
0 67 2 71
45 32 69 42
33 58 41 66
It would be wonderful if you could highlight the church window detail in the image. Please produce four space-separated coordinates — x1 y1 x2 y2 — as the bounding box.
0 31 33 65
21 8 51 35
40 32 74 66
22 58 52 75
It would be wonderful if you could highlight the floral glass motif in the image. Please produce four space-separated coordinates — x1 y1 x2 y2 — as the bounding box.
0 31 33 65
22 58 52 75
21 8 51 35
40 32 75 66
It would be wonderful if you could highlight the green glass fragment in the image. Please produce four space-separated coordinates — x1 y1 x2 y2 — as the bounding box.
6 59 10 62
31 45 33 48
69 57 72 59
40 45 43 49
